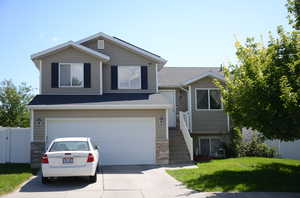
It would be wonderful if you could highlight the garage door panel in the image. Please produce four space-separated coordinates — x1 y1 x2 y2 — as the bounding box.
46 117 156 165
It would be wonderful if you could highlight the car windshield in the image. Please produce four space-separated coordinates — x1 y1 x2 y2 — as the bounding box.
50 141 90 152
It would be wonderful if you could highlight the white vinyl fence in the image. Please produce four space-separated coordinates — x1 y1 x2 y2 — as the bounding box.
243 128 300 160
0 127 31 163
265 139 300 160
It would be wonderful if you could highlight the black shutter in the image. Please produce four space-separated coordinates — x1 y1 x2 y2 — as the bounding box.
51 63 59 88
111 65 118 90
141 66 148 89
84 63 91 88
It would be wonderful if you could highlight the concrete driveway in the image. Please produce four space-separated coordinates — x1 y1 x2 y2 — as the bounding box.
2 165 300 198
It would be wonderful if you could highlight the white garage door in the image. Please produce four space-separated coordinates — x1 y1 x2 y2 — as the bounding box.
46 117 156 165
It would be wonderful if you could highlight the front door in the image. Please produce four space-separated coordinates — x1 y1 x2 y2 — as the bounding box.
160 90 176 127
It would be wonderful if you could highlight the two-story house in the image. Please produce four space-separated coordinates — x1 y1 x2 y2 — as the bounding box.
29 32 229 167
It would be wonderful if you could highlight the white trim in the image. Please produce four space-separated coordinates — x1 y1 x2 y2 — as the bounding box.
31 41 110 61
165 109 169 140
195 88 223 111
155 64 158 93
76 32 167 64
39 60 42 94
117 66 141 89
183 72 225 86
188 85 192 131
159 85 181 88
58 63 84 88
99 61 103 95
159 89 176 92
28 104 171 110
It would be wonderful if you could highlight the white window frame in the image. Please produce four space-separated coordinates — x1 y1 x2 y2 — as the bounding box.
118 66 141 89
198 136 221 156
195 88 223 111
59 63 84 88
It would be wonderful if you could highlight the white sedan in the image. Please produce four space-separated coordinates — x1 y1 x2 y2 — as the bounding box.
41 137 99 184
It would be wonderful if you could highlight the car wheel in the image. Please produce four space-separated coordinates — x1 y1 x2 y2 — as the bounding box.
89 172 97 183
42 176 48 184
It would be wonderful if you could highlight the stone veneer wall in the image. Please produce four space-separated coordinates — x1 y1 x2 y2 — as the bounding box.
31 141 45 168
156 140 169 164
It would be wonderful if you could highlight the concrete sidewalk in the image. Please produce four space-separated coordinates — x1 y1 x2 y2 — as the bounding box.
2 164 300 198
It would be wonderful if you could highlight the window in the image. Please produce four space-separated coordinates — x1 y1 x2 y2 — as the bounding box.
193 137 223 157
196 89 222 110
59 63 83 87
49 141 90 152
118 66 141 89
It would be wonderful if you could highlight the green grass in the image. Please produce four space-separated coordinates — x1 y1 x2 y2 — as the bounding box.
167 157 300 192
0 164 35 195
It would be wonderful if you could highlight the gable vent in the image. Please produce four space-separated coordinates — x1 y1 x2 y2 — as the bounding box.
97 40 104 49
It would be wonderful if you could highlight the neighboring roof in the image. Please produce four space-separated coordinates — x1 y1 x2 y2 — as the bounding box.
158 67 224 87
28 93 171 109
30 41 110 61
76 32 167 64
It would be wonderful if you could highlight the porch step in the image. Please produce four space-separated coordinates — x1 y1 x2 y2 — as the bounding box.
169 128 193 164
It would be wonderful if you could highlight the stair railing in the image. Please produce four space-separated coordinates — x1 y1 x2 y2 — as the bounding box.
179 111 193 160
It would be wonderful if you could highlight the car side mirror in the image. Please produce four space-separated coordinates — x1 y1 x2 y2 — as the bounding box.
95 145 99 150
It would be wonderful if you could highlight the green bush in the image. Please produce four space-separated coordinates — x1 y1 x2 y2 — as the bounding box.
240 134 276 157
226 127 276 158
226 127 243 157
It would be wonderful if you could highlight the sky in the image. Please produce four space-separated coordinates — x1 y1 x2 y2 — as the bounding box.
0 0 291 93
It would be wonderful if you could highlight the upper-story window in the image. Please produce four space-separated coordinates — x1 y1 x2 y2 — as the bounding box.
118 66 141 89
195 88 222 110
59 63 84 87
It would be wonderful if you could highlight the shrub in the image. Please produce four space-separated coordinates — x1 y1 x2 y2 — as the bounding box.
240 134 276 157
226 127 276 158
225 127 243 157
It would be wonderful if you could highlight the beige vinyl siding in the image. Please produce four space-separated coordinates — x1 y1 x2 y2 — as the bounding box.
33 109 167 142
82 38 157 93
40 47 101 95
190 77 228 134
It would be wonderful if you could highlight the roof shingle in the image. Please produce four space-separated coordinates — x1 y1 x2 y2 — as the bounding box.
158 67 223 87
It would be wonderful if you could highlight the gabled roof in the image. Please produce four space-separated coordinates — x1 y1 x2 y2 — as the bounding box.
158 67 224 88
183 71 225 86
31 41 110 61
76 32 167 64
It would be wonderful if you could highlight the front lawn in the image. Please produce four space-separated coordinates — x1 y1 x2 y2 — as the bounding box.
167 157 300 192
0 164 34 195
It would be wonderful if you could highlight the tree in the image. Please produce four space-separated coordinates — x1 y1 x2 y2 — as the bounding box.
0 80 34 128
287 0 300 30
215 18 300 140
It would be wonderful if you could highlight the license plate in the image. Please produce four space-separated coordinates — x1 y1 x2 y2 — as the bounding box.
63 157 73 164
